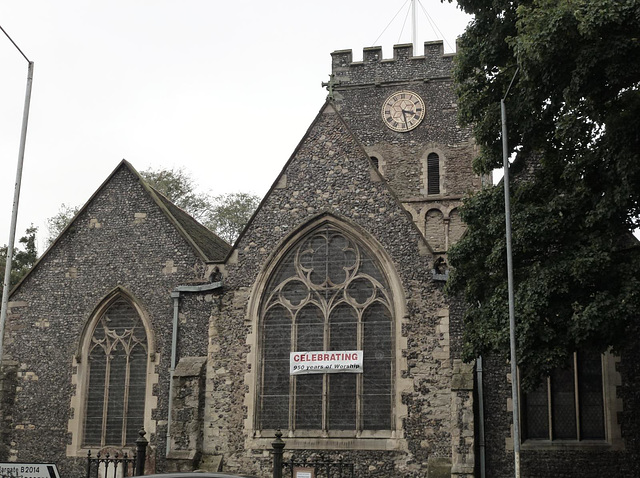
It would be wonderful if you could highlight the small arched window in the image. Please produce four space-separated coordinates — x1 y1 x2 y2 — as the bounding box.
370 156 379 169
258 224 394 432
83 297 148 447
427 153 440 195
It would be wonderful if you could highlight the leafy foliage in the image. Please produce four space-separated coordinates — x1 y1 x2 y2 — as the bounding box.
47 203 80 245
141 167 260 243
207 192 261 244
448 0 640 388
0 226 38 296
140 167 212 222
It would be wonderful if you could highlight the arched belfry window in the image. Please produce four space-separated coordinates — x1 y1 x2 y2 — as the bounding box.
258 224 394 432
83 296 148 447
427 152 440 195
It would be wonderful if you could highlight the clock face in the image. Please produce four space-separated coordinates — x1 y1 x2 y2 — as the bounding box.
381 90 425 132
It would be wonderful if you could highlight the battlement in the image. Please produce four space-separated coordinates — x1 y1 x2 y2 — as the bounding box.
331 41 454 86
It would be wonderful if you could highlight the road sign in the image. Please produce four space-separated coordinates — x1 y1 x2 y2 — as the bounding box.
0 464 60 478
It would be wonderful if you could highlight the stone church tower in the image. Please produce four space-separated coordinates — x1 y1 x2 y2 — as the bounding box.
1 42 483 478
329 42 482 258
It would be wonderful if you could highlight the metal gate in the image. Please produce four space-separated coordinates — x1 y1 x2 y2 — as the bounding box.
272 431 354 478
85 429 148 478
283 458 354 478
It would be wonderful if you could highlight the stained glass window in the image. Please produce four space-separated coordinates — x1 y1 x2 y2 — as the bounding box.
258 225 393 431
84 298 148 447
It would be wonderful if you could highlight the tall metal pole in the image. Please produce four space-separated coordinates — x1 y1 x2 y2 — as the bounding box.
501 67 521 478
411 0 417 52
0 59 34 367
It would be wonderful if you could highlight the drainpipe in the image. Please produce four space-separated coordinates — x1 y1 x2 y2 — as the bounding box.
477 356 486 478
166 281 223 456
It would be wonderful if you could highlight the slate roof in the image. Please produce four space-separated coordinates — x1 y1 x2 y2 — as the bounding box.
149 186 230 262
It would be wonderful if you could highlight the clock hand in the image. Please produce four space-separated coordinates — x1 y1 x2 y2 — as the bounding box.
401 110 409 128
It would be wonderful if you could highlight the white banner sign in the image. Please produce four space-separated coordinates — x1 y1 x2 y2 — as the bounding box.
290 350 363 375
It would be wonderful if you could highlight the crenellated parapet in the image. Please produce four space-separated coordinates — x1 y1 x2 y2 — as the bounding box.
331 41 454 87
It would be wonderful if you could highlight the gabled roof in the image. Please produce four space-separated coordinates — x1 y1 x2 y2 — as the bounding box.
105 160 231 263
228 101 433 259
10 160 230 296
150 186 230 261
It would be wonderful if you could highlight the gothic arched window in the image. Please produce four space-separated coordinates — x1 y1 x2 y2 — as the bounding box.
258 224 394 432
83 297 148 447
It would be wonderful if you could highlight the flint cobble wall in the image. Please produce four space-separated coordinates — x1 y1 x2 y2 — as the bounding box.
482 352 640 477
2 165 211 477
201 105 462 477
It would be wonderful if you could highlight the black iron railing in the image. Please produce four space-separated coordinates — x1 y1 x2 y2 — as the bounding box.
86 429 148 478
271 430 354 478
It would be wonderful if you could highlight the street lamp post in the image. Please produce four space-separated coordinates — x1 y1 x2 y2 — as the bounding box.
501 68 521 478
0 25 34 370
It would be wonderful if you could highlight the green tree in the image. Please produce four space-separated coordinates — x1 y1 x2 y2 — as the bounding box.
141 167 260 243
141 167 212 222
207 192 261 244
47 203 80 245
0 225 38 295
448 0 640 388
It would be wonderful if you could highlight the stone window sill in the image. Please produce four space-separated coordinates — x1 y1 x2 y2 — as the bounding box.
521 439 616 451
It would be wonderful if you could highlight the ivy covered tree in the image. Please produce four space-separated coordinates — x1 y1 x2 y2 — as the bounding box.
0 226 38 295
447 0 640 387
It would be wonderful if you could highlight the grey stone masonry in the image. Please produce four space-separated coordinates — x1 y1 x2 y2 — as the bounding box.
329 41 482 255
197 103 469 477
331 42 454 86
166 356 207 471
1 163 215 478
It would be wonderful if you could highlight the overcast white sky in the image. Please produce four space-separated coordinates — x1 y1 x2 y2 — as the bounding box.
1 1 472 252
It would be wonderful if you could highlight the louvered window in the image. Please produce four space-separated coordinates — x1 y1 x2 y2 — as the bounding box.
427 153 440 195
258 225 393 432
522 351 605 441
83 298 148 447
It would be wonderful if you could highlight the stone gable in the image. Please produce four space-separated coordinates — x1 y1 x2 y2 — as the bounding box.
2 163 213 476
199 103 471 477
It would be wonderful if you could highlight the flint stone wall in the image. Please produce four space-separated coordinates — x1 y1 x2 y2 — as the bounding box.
2 165 211 477
200 105 466 477
482 351 640 477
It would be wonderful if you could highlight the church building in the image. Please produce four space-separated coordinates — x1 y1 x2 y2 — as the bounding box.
2 42 638 478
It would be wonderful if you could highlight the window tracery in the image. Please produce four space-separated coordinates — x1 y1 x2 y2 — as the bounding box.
258 225 393 432
83 297 148 447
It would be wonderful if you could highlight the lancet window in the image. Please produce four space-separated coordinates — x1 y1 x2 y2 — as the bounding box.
83 297 148 447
